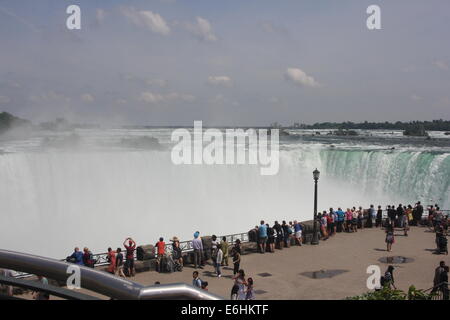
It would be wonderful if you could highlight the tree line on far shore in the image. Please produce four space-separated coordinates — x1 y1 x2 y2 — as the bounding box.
289 120 450 133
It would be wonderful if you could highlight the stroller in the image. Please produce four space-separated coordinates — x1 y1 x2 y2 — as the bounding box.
162 254 183 272
173 257 183 272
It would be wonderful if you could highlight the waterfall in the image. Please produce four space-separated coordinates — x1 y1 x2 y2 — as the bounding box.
0 144 448 258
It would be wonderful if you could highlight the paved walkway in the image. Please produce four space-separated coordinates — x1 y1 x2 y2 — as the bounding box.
18 225 447 300
121 225 446 299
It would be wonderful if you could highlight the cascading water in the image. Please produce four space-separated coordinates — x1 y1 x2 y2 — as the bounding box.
0 129 449 258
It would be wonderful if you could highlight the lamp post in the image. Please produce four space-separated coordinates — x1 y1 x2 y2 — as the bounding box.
311 168 320 245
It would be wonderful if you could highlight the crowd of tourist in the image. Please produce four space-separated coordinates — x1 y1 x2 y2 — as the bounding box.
1 201 448 300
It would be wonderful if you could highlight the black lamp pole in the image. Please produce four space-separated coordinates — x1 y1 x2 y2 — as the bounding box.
311 168 320 245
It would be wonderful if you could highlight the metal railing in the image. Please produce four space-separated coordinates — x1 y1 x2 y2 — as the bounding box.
0 249 222 300
423 281 449 300
12 232 249 279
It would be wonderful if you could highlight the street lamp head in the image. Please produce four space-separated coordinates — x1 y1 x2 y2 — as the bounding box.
313 168 320 181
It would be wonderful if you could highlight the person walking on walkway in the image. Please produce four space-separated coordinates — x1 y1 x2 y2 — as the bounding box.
233 269 248 300
385 223 395 252
192 231 204 269
232 247 241 276
220 236 229 266
215 244 223 277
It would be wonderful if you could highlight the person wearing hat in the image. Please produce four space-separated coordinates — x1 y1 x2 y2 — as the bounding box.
171 236 183 268
192 231 204 269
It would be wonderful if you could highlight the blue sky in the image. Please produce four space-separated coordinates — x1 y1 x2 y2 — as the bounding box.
0 0 449 126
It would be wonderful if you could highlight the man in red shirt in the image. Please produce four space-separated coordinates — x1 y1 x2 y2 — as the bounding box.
123 237 136 277
155 237 166 273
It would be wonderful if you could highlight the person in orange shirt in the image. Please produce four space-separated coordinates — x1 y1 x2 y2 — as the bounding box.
155 237 166 273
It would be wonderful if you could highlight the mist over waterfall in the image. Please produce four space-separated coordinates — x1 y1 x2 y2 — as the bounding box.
0 130 449 258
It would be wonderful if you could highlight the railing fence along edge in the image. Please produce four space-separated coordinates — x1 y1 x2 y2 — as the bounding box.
8 209 450 280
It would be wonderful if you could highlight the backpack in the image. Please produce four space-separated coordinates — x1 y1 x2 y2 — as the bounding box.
380 276 386 287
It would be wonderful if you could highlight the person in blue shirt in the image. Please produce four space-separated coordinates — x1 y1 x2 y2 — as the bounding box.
258 220 268 254
192 271 202 288
68 247 84 265
293 220 303 246
336 208 345 233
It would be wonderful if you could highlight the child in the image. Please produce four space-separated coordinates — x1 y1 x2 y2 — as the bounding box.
246 277 255 300
385 223 395 252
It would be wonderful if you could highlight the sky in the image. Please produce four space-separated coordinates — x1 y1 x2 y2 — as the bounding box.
0 0 449 126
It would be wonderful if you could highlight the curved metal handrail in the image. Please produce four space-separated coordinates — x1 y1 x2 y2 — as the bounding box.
0 249 222 300
0 275 101 300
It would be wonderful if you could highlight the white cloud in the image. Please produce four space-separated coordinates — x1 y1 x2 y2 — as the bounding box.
29 91 71 104
0 95 11 104
146 79 168 87
139 92 195 104
260 21 289 35
121 7 170 35
284 68 320 88
433 60 449 71
81 93 95 103
410 94 421 102
116 98 127 105
96 9 106 24
120 73 168 88
186 17 217 42
207 76 232 87
140 92 164 104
